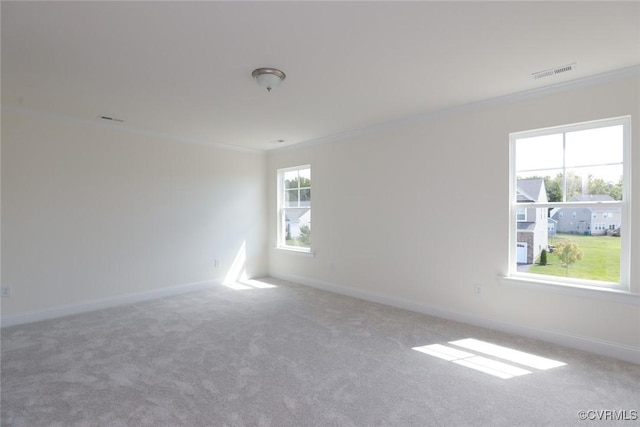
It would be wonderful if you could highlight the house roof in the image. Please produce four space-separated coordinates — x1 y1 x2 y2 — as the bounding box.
551 195 620 219
517 222 536 231
569 194 615 202
284 208 310 222
517 178 545 203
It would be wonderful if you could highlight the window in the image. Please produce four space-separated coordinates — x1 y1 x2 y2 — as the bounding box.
509 117 630 289
516 208 527 222
277 165 311 252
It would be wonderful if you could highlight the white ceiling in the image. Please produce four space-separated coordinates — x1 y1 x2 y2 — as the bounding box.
2 1 639 151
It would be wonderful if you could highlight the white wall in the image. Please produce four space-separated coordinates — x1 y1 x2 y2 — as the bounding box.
1 108 267 319
267 75 640 359
2 74 638 362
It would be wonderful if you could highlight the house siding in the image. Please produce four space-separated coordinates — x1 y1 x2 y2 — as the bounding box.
553 208 621 235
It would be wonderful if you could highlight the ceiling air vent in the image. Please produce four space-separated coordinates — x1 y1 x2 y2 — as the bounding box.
532 63 576 80
99 115 124 123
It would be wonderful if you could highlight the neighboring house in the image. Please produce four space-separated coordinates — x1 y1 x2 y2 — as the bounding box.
551 195 620 236
516 178 549 264
547 218 558 238
285 206 311 240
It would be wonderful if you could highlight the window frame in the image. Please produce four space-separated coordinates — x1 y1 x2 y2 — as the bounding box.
508 116 631 292
276 164 312 253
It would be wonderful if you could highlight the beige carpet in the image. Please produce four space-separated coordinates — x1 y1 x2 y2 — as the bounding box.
2 277 639 426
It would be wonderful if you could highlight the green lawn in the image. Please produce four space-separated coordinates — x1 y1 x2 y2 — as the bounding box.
528 233 620 282
285 238 310 248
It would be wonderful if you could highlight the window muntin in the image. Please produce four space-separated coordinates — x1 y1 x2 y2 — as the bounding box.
510 117 629 289
277 165 311 252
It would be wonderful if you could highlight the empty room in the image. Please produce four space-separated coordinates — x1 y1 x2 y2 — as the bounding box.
1 1 639 426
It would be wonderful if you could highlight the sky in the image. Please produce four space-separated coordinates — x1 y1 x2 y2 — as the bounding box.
515 125 623 183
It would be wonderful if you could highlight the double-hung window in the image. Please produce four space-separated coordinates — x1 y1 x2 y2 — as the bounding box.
509 117 630 290
277 165 311 252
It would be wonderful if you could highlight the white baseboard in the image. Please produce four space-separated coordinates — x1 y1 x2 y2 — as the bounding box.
270 273 640 365
0 280 217 328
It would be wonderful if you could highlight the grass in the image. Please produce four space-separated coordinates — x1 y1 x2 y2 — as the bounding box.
527 233 620 282
285 238 310 248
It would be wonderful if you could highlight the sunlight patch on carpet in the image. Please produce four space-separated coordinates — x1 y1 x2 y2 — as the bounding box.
453 356 531 379
449 338 566 370
222 282 254 290
241 279 277 289
413 338 566 379
223 279 278 290
412 344 474 361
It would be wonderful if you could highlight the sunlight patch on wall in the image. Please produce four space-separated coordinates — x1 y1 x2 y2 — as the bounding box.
223 241 248 287
413 338 566 379
221 243 277 290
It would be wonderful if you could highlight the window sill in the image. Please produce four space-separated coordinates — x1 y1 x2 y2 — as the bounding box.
274 246 314 257
498 276 640 305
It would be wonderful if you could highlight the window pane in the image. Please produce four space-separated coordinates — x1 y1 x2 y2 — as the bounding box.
565 165 623 201
284 170 300 189
565 125 623 168
298 168 311 182
520 208 621 283
515 133 563 172
511 117 628 288
284 208 311 248
278 165 312 252
516 170 563 202
300 188 311 206
285 189 298 207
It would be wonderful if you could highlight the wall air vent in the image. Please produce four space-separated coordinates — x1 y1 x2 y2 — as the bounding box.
532 63 576 80
99 115 125 123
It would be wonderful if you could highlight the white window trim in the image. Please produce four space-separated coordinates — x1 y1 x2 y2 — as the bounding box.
508 116 632 293
277 164 312 253
498 276 640 305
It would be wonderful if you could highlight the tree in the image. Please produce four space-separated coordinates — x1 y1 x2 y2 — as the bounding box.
298 224 311 245
543 175 562 203
539 249 547 266
554 241 583 276
541 172 622 202
285 177 311 189
588 177 622 201
541 173 581 202
285 177 311 205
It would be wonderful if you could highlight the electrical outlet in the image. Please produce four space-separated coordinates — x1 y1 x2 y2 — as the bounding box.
214 259 220 268
474 284 482 296
1 287 11 298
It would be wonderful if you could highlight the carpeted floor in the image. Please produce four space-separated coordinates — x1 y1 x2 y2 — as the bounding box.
2 277 639 426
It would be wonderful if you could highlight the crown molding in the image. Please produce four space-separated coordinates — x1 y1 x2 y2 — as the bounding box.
4 65 637 155
271 65 640 154
0 105 265 155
